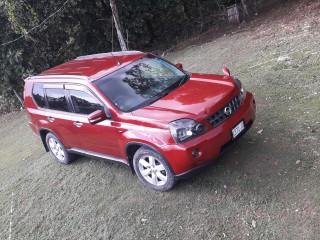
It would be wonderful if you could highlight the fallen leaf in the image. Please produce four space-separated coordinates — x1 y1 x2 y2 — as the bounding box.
257 129 263 134
277 55 290 62
252 220 257 228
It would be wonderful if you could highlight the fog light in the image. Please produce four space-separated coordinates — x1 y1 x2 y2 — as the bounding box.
192 149 200 157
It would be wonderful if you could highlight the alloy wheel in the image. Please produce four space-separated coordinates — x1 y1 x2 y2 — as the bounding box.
138 155 168 186
48 137 65 161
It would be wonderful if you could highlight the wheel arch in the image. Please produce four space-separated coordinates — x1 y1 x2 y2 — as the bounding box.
39 128 63 152
125 142 173 174
39 128 50 152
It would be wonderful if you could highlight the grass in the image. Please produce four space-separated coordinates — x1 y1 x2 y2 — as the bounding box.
0 4 319 239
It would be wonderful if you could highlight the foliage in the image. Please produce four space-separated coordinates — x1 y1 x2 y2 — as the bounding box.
0 48 28 88
0 0 264 113
6 0 39 34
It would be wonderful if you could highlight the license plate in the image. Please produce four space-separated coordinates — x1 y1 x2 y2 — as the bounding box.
232 121 245 139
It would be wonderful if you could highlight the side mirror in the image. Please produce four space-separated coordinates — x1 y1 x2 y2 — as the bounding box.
175 63 183 69
88 110 107 124
222 67 231 77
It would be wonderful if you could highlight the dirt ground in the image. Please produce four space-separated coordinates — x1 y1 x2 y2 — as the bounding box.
0 0 319 239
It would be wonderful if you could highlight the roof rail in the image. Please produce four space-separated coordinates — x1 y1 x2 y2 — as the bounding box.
25 74 91 81
75 51 143 60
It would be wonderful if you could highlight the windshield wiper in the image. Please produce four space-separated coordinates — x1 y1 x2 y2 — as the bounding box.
148 89 171 105
148 75 189 106
127 88 172 112
178 74 189 87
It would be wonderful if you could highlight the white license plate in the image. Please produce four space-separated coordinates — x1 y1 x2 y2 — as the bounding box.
232 121 245 139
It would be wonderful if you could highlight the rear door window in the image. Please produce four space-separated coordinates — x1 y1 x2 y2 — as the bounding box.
45 88 69 112
32 83 45 108
69 90 103 115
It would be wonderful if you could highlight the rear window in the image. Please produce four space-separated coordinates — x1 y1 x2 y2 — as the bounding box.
45 88 69 112
32 83 45 108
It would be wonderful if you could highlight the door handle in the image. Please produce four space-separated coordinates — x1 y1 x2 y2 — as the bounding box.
73 121 83 127
48 116 55 122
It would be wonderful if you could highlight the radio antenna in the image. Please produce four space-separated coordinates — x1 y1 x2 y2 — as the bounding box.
110 52 122 65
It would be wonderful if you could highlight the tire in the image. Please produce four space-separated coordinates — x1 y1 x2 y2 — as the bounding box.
46 133 74 164
133 147 175 191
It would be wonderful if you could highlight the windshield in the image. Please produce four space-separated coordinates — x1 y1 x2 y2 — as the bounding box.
94 55 187 112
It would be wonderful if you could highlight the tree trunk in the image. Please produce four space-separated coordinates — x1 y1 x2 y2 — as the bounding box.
241 0 250 17
109 0 127 51
144 18 155 44
196 0 204 33
215 0 222 13
180 0 192 20
13 89 24 107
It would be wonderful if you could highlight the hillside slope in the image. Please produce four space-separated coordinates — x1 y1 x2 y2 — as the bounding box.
1 0 319 239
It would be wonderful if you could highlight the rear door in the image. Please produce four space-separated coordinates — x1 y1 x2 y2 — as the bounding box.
42 84 79 148
65 84 122 158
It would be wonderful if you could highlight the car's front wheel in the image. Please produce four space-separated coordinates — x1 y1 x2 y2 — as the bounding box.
46 133 74 164
133 147 175 191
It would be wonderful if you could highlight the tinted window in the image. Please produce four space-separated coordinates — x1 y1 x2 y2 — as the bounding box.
94 55 186 112
45 89 69 112
69 90 103 115
32 83 45 108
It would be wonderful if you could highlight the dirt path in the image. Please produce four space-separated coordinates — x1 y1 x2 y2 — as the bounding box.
0 0 319 239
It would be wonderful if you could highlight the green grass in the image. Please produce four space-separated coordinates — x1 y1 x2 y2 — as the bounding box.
1 12 320 240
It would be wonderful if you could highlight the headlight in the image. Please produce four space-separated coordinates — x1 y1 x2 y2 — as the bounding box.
169 119 206 144
234 78 246 100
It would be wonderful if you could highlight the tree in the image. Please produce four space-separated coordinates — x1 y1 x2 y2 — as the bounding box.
0 0 267 113
0 47 32 107
109 0 127 51
241 0 250 17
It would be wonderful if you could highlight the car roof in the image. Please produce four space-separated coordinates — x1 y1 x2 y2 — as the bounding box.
28 51 146 82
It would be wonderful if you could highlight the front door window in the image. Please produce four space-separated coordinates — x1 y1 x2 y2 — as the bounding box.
69 89 104 115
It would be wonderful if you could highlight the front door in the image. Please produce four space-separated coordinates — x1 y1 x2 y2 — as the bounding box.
66 85 122 158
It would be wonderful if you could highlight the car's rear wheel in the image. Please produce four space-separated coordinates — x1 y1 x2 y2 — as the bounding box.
133 147 175 191
46 133 73 164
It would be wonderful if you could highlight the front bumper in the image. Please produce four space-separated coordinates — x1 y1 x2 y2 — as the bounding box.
175 120 253 179
160 92 256 176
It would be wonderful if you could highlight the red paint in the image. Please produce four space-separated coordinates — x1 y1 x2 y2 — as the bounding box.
222 67 231 76
40 51 146 81
132 73 236 121
24 51 256 177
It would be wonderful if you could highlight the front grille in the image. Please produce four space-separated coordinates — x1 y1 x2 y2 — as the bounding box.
207 95 241 128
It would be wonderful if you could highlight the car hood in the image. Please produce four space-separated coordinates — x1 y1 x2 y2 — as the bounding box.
131 73 237 122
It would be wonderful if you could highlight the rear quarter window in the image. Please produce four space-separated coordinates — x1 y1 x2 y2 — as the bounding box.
45 88 69 112
32 83 46 108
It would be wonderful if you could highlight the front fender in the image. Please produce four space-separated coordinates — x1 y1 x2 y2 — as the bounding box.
119 129 169 154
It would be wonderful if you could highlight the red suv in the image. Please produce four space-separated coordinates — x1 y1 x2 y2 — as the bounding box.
24 51 256 191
